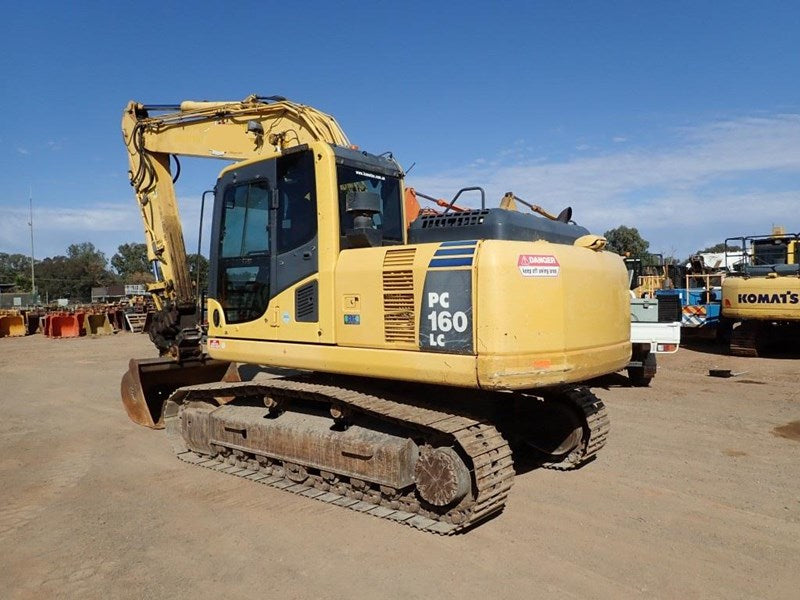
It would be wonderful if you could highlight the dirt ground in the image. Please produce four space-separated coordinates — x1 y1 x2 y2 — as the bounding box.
1 333 799 600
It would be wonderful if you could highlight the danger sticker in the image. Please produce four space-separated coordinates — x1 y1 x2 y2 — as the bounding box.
518 254 560 277
208 338 226 350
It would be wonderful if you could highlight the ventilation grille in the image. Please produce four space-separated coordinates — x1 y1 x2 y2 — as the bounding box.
383 247 416 268
419 209 489 229
295 280 318 322
383 248 416 343
657 294 682 323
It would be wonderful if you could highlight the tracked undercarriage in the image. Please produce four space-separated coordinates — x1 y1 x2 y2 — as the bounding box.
161 375 609 534
729 322 761 357
729 320 800 357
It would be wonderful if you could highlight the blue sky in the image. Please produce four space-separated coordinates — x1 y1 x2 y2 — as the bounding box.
1 1 799 262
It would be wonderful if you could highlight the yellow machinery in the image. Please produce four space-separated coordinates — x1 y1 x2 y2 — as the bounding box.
120 95 630 533
0 311 27 337
721 227 800 356
624 254 675 299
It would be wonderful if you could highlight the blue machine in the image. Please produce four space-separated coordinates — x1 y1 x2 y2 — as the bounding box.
656 288 721 330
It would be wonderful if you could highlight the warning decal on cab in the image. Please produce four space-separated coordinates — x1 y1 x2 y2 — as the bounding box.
518 254 560 277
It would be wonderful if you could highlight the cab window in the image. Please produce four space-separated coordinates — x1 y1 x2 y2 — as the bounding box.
336 165 403 246
217 181 271 323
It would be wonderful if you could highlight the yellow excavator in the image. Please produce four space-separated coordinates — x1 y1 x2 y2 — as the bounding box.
721 227 800 356
120 95 630 533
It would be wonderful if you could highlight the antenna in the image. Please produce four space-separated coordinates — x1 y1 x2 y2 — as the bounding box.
28 187 36 297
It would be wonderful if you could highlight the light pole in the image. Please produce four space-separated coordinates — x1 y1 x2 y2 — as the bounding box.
28 188 36 297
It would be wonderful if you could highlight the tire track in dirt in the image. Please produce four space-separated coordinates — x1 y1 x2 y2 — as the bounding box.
0 446 91 538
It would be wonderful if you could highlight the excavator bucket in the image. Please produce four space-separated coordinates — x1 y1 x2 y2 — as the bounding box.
142 310 154 334
120 356 240 428
42 314 53 337
51 313 83 338
8 315 26 336
108 309 125 331
85 313 113 336
24 311 41 335
0 314 26 337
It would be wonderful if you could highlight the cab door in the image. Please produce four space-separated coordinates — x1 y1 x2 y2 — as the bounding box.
209 148 320 341
271 148 321 341
209 158 278 340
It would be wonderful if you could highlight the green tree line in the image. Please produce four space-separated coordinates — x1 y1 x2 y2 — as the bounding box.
0 242 208 303
603 225 737 265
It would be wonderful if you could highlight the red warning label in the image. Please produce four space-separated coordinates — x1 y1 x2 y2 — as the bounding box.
518 254 560 277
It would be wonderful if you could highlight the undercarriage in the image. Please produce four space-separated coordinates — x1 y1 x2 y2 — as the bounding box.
729 320 800 357
161 375 609 534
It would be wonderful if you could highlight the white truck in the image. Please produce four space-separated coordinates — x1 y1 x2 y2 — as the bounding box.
627 295 681 386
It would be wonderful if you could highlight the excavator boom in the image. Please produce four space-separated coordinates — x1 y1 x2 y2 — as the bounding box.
120 95 354 423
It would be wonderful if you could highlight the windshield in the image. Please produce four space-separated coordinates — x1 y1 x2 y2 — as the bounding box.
336 164 403 244
752 239 789 265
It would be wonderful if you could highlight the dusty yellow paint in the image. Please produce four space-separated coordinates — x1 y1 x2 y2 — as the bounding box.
721 230 800 322
207 237 631 391
474 239 630 388
722 277 800 321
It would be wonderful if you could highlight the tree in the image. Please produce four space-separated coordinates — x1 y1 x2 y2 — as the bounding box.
67 242 114 291
0 253 33 290
36 243 116 302
111 242 154 284
188 254 209 293
697 243 739 254
36 255 71 300
604 225 650 258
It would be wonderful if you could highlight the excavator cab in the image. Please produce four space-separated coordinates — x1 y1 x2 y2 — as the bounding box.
726 230 800 276
750 235 798 269
123 138 406 428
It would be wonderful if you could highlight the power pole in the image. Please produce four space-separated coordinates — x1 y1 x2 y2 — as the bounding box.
28 188 36 296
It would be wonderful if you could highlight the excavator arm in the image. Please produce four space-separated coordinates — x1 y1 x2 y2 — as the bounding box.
121 94 350 357
120 95 352 427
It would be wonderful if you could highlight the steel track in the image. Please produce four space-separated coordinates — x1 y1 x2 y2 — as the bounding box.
163 377 608 533
730 322 760 357
539 386 611 470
